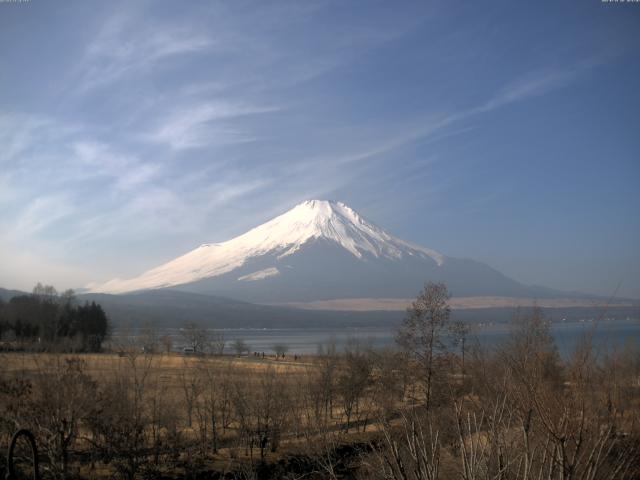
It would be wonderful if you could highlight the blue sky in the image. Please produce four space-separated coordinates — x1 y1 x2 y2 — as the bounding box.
1 0 639 297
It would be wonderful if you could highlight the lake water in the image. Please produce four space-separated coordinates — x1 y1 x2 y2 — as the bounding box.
130 318 640 358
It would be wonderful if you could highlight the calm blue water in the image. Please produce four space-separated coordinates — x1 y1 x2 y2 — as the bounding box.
152 318 640 358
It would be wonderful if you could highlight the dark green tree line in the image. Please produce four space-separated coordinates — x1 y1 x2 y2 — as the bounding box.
0 283 109 352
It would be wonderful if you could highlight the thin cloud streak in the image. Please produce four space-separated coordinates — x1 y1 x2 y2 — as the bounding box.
11 194 76 238
73 12 212 94
144 102 280 150
296 63 591 173
478 67 585 113
72 141 161 191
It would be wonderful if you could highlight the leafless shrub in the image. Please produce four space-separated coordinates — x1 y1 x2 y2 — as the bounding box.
26 357 96 478
84 351 155 480
337 345 372 432
367 410 441 480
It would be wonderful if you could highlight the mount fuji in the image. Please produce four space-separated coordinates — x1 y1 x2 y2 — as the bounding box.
88 200 563 303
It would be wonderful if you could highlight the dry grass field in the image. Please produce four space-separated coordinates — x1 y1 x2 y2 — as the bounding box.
1 351 313 379
1 304 639 479
0 348 396 479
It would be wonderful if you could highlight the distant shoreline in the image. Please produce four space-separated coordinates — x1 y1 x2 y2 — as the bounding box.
276 296 640 311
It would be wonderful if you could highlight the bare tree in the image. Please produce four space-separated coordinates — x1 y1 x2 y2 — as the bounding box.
179 360 202 428
396 282 451 409
159 333 173 355
85 350 155 480
337 343 372 432
209 331 226 355
371 410 441 480
314 340 338 429
232 339 249 356
272 343 288 357
32 282 58 302
27 357 96 478
181 321 209 354
194 358 226 454
139 321 160 354
450 319 470 377
232 367 290 463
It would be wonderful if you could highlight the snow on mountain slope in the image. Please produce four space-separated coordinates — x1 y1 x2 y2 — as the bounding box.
238 267 280 282
90 200 445 294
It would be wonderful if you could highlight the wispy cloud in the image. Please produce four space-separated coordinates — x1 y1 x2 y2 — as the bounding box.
74 12 211 93
144 101 279 150
479 67 584 113
336 64 591 164
0 114 48 164
0 105 279 250
12 194 76 238
72 141 160 190
0 113 78 165
199 178 274 209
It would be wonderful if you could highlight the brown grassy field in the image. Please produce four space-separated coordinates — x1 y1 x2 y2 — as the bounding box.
0 348 394 479
1 307 639 479
1 351 313 378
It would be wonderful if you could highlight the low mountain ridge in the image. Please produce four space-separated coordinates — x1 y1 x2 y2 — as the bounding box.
0 287 27 302
2 287 636 329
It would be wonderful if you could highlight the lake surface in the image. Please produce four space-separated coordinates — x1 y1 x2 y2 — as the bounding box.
123 318 640 358
218 319 640 357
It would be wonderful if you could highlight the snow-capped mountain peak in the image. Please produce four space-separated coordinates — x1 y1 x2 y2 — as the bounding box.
89 200 444 294
235 199 441 261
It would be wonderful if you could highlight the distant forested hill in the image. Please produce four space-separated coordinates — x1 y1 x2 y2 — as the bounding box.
0 288 25 302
